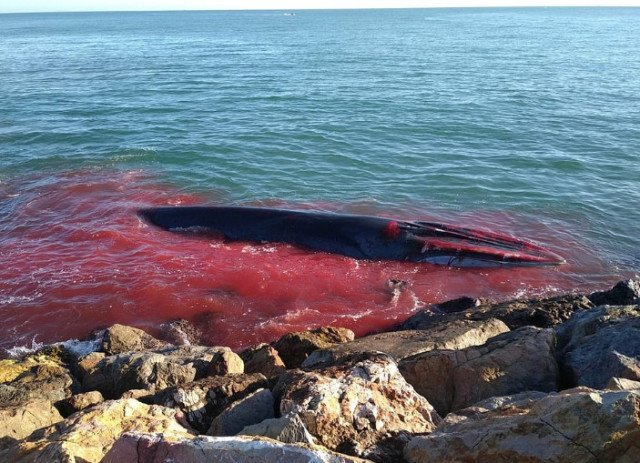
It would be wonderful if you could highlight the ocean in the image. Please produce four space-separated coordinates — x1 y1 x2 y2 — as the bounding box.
1 7 639 352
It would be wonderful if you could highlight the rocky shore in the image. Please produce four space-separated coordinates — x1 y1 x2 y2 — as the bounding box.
1 279 639 462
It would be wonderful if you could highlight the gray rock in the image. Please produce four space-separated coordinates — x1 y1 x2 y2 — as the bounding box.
271 326 355 369
207 388 275 436
238 412 316 445
399 326 558 415
103 432 373 463
154 373 268 433
589 279 640 306
101 324 169 355
275 352 440 461
556 305 640 389
302 318 509 368
83 346 242 398
404 388 640 463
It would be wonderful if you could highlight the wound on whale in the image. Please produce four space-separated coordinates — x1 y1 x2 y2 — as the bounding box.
137 206 565 268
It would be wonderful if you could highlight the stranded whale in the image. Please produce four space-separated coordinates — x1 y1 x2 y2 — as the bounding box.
138 206 565 268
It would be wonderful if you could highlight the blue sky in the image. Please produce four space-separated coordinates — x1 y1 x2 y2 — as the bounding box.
2 0 639 14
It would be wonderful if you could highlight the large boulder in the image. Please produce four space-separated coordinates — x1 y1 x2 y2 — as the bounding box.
154 373 269 433
0 398 192 462
404 388 640 463
399 326 558 415
556 305 640 388
103 432 372 463
271 326 355 369
0 400 63 450
82 346 243 398
274 351 440 461
302 319 509 368
100 324 169 355
207 388 275 436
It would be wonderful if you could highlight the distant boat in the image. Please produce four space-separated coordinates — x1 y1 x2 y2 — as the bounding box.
283 12 297 16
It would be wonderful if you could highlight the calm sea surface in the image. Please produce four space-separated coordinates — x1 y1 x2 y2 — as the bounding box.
1 8 639 351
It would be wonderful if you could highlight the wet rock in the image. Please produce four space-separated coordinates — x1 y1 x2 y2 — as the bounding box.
103 432 373 463
589 279 640 306
271 326 355 369
303 318 509 368
0 400 63 450
83 346 242 398
275 351 440 460
59 390 104 416
0 398 192 463
239 412 316 445
101 324 169 355
158 318 204 346
207 388 275 436
397 297 486 330
399 294 594 331
556 305 640 389
240 343 286 379
154 373 268 433
399 326 558 415
404 388 640 463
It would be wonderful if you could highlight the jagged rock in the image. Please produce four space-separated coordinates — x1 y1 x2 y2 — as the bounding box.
158 319 203 346
274 352 440 461
102 432 373 463
0 362 80 406
240 343 286 379
154 373 268 433
271 326 355 369
0 399 192 462
589 279 640 306
398 297 486 329
75 352 105 381
404 388 640 463
399 294 594 331
0 400 63 450
607 377 640 391
303 319 509 368
239 412 316 445
83 346 243 398
208 349 244 376
556 305 640 389
101 324 169 355
59 390 104 416
208 388 275 436
399 326 558 415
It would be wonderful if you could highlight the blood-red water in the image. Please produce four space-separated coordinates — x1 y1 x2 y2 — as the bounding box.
0 169 627 353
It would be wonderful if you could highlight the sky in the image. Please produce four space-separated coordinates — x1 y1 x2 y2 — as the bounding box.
1 0 639 13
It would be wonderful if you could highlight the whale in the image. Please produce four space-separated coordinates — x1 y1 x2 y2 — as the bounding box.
137 206 565 268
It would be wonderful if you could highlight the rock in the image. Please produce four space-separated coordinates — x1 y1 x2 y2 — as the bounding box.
556 305 640 389
208 388 275 436
101 324 169 355
75 352 105 381
0 398 192 463
275 352 440 460
239 412 316 445
398 297 486 330
607 377 640 391
103 432 373 463
271 326 355 369
404 388 640 463
399 326 558 415
208 349 244 376
589 279 640 306
0 400 63 450
59 390 104 416
154 373 269 433
158 319 203 346
303 318 509 368
83 346 242 398
398 294 594 331
0 362 80 406
240 343 286 379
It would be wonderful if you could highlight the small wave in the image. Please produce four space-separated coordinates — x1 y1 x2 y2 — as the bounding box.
5 338 101 359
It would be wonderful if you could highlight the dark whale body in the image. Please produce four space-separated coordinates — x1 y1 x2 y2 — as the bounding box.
138 206 565 268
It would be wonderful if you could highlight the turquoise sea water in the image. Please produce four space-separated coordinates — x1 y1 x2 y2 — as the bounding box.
0 8 639 350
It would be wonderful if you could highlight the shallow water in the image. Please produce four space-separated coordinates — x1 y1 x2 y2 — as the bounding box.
0 8 638 351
